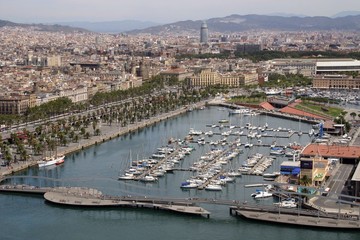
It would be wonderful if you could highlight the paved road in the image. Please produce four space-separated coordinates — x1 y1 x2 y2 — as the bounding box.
328 164 353 196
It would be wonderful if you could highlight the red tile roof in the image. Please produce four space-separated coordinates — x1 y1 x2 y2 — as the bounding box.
260 102 275 111
301 144 360 159
279 106 328 120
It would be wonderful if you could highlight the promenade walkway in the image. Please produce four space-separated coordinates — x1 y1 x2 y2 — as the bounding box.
0 101 206 178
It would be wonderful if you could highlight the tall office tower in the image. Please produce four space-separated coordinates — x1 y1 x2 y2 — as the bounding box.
200 21 208 44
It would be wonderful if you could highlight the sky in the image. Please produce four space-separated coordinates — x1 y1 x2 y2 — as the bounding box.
1 0 360 24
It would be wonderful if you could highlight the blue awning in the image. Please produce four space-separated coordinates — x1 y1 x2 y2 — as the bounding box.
291 168 301 175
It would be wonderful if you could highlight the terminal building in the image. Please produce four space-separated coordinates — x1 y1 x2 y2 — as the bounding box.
312 75 360 89
316 59 360 75
269 58 360 77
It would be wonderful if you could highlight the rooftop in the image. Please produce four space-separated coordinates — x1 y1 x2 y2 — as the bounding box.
280 161 300 167
301 144 360 159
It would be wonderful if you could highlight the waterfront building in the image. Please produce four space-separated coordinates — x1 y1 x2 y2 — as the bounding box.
58 86 88 103
188 68 255 87
316 59 360 74
269 58 360 77
312 75 360 89
270 58 316 76
160 67 194 82
301 144 360 164
0 94 36 115
299 157 330 187
279 161 301 184
200 22 208 44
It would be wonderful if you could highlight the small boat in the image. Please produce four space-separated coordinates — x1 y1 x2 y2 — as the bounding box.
189 128 203 135
205 131 214 136
180 182 198 189
251 190 273 199
229 108 250 115
274 198 297 208
227 170 242 177
152 153 166 159
38 155 65 168
118 173 135 180
140 175 158 182
218 119 229 123
55 158 65 165
205 184 222 191
263 172 280 178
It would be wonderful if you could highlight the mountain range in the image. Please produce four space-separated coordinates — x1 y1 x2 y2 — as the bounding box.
0 19 87 32
127 14 360 34
1 13 360 34
55 20 159 33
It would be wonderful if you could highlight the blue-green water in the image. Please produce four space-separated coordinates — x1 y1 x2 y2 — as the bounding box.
0 107 357 240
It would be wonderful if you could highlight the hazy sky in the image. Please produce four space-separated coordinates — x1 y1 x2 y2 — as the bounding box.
1 0 360 23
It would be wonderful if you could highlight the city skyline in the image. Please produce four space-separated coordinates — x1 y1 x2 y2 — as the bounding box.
0 0 360 24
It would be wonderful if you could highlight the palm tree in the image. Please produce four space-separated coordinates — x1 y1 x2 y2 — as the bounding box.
92 121 98 135
20 149 28 161
84 132 90 139
94 128 101 136
300 175 312 186
33 142 44 156
73 134 79 143
4 147 12 166
80 127 86 135
350 112 357 120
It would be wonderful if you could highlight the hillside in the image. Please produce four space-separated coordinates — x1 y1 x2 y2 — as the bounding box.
127 14 360 34
0 19 88 32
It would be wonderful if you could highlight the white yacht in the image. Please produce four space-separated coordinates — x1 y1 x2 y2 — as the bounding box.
274 198 297 208
118 173 135 180
140 175 158 182
229 108 250 114
38 155 65 168
205 184 222 191
180 182 199 189
251 190 273 199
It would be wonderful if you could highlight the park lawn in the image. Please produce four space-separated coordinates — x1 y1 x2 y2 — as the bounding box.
296 101 344 118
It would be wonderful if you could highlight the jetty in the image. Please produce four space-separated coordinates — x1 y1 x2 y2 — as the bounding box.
230 204 360 229
2 182 360 228
0 185 210 218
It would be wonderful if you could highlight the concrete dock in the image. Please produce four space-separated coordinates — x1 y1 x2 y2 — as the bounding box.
0 185 210 218
231 205 360 229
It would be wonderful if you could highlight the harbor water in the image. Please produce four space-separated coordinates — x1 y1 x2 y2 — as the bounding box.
0 107 357 240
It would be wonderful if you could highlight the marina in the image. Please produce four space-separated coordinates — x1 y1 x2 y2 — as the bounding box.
1 106 359 240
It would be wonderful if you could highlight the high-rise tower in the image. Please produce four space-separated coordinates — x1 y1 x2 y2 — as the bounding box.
200 21 208 44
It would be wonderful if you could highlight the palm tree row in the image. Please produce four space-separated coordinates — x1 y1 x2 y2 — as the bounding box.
1 78 228 167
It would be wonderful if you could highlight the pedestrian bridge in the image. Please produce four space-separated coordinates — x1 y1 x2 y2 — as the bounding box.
2 176 360 228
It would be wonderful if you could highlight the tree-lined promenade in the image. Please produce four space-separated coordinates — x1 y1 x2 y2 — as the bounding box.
0 76 229 171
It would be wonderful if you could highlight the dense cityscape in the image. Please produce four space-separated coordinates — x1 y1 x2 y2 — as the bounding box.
1 3 360 239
